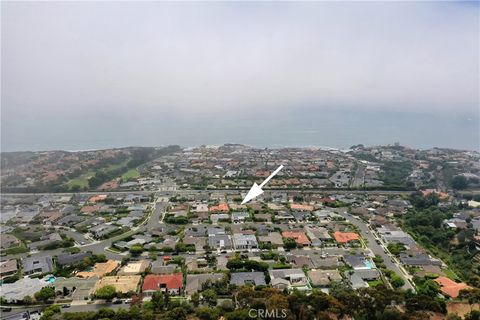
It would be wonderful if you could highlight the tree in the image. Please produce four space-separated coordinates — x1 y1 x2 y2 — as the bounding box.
196 307 220 320
95 285 116 300
465 310 480 320
387 243 406 256
34 287 55 303
202 289 218 307
191 292 200 307
283 238 297 250
129 244 144 255
151 291 166 311
390 274 406 288
96 308 116 319
225 309 251 320
22 295 33 305
164 307 188 320
451 175 468 190
39 305 61 320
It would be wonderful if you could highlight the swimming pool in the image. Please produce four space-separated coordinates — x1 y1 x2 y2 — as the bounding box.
44 275 56 284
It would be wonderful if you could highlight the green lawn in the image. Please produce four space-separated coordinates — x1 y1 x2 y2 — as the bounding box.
66 170 95 189
106 160 129 171
367 280 384 287
443 268 461 281
122 169 140 181
65 160 131 190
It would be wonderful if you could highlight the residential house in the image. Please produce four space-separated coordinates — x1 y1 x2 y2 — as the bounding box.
142 273 183 296
209 203 229 212
333 231 360 245
118 260 150 275
258 232 284 248
282 231 311 246
0 259 18 278
54 276 98 300
56 252 92 267
28 233 63 250
232 233 258 250
286 255 314 268
90 224 119 239
343 255 373 270
232 212 249 224
150 262 177 274
269 269 310 291
290 204 314 211
210 213 230 224
183 236 207 253
308 270 342 287
22 256 54 275
77 259 119 278
292 211 311 222
230 272 266 287
94 276 141 294
185 273 224 296
0 234 20 249
311 256 340 269
399 253 442 267
1 277 49 303
208 234 232 251
435 277 472 298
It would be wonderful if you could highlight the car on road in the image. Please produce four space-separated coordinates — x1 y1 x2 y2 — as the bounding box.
62 304 71 308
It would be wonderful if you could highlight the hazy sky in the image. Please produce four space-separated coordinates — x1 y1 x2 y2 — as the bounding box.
1 1 479 151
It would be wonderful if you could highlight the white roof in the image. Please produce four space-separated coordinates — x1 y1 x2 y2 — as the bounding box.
1 277 48 302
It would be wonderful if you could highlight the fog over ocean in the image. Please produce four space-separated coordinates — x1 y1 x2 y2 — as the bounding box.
2 2 478 153
2 108 478 152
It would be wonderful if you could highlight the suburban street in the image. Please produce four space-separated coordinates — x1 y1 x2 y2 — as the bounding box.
351 164 365 188
2 188 412 197
1 202 168 262
335 209 415 291
1 302 128 319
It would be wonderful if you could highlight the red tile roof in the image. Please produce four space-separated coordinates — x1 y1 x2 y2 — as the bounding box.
333 231 360 244
421 189 450 200
290 204 314 211
434 277 471 298
89 195 107 203
81 205 100 213
142 273 183 292
209 203 229 212
282 231 310 245
318 197 336 204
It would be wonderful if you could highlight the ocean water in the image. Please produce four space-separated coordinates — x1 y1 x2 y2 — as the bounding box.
1 108 479 152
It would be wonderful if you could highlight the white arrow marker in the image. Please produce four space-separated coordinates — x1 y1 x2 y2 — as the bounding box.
241 165 284 205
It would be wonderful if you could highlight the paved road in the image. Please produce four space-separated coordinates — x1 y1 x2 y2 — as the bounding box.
335 208 415 291
0 302 129 318
1 203 168 262
1 306 42 319
61 302 128 313
351 164 365 188
60 228 93 246
146 199 167 231
2 188 412 196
